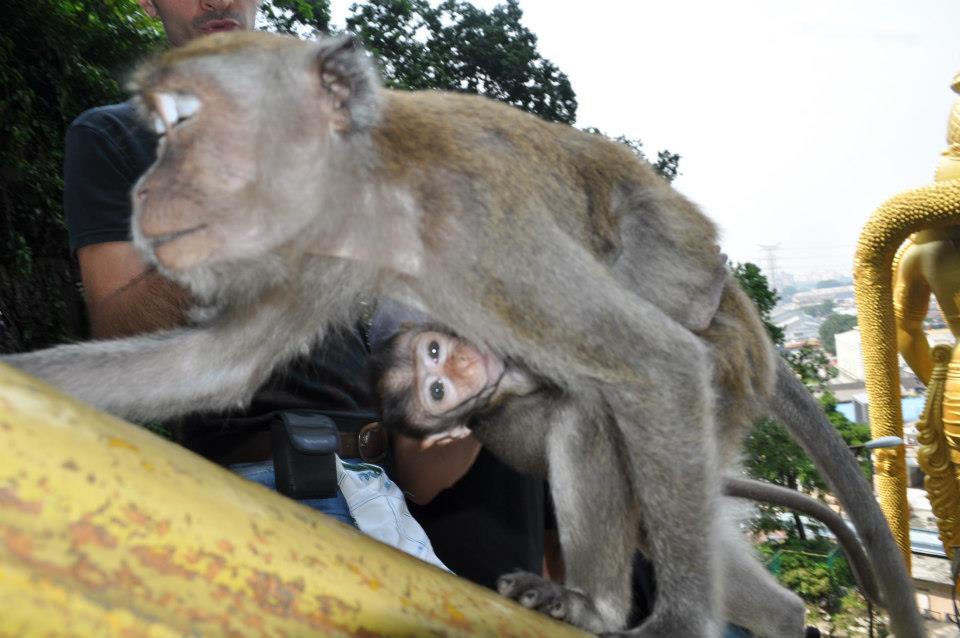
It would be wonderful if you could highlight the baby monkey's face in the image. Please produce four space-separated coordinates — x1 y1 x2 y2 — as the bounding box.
390 330 505 447
410 330 505 415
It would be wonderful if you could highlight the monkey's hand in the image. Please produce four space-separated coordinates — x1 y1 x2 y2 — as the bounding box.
496 571 610 635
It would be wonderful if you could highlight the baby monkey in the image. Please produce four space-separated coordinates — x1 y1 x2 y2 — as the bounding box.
371 325 881 632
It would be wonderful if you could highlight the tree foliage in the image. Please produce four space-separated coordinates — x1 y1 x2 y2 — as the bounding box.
258 0 330 36
345 0 577 124
732 262 784 344
758 537 869 633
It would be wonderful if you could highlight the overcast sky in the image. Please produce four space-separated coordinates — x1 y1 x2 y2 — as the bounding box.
329 1 960 281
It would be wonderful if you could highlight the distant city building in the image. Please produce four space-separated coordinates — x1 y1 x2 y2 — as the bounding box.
851 391 870 424
835 328 864 381
834 327 943 387
833 298 857 315
792 285 855 306
772 306 823 343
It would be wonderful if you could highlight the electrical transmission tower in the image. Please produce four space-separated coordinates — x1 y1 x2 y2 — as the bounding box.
758 244 780 289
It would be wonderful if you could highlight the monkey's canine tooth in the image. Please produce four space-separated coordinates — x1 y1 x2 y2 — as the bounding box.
175 94 201 119
155 93 178 127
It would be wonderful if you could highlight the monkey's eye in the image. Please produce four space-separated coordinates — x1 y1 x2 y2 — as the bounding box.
428 340 441 361
150 92 202 136
429 380 445 401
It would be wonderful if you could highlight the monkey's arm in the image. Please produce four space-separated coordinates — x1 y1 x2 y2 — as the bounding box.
724 476 881 606
1 292 318 423
497 402 637 634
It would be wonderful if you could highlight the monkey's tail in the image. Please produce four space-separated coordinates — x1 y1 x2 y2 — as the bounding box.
724 476 881 605
771 358 926 638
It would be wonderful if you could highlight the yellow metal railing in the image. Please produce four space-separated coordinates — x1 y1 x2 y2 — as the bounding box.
0 362 586 637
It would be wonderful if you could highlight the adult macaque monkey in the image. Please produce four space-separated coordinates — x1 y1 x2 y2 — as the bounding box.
370 326 885 633
1 32 923 637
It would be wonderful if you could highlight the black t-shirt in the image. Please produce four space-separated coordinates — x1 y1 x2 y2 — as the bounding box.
408 449 545 589
64 103 157 252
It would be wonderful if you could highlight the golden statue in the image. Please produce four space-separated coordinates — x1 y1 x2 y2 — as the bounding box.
889 71 960 559
856 70 960 564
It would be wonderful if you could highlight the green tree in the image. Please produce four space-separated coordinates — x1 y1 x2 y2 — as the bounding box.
345 0 577 124
759 537 868 633
745 418 822 540
259 0 330 36
732 262 784 344
653 149 681 183
785 344 837 390
819 313 858 355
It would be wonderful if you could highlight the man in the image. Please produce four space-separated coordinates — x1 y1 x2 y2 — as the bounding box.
64 0 545 586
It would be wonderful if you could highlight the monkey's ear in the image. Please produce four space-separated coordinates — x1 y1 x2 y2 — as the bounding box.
312 33 381 133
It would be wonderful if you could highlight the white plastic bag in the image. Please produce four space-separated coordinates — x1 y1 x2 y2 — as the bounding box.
336 456 450 572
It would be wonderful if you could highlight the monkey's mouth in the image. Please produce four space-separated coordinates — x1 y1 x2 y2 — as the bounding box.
142 224 213 271
144 224 208 247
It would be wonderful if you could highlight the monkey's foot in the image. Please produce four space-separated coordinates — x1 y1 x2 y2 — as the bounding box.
496 571 609 634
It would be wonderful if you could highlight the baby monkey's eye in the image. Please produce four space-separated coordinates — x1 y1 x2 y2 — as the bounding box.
430 380 445 401
428 340 441 361
150 92 201 136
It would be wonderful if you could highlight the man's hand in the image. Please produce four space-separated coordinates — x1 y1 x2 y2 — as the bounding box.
391 433 482 505
77 241 191 339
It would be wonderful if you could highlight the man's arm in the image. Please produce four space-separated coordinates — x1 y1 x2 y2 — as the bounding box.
77 241 191 339
391 433 482 505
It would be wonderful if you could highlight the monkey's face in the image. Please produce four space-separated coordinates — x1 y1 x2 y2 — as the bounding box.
411 331 505 419
380 330 506 442
132 84 257 273
128 32 380 278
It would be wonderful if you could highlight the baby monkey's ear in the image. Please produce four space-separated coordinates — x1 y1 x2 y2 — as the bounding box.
311 33 381 133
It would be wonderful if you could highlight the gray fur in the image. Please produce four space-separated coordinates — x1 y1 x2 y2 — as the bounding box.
420 364 861 636
1 32 922 637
